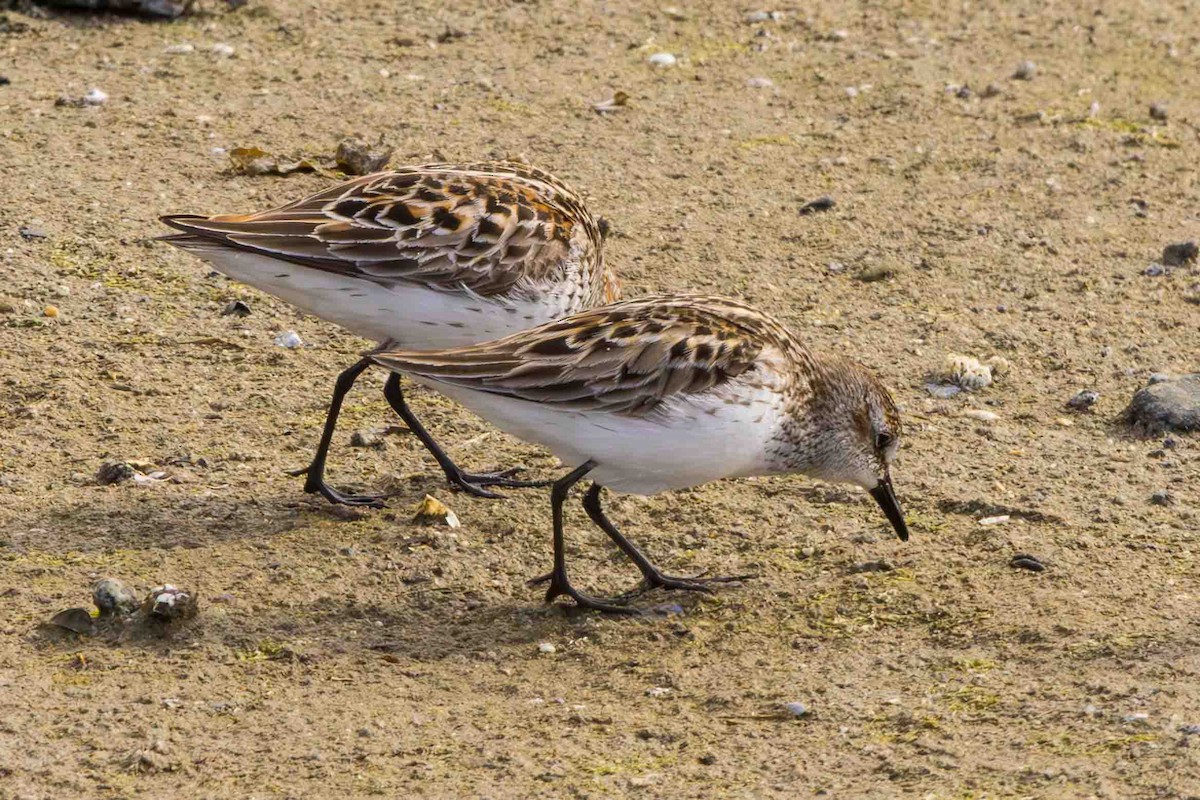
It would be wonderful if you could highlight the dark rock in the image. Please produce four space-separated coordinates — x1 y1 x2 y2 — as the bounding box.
335 136 393 176
799 196 836 215
1066 390 1099 412
18 226 47 241
221 300 251 317
96 461 136 485
38 0 192 17
1149 490 1174 507
1162 241 1197 267
1149 103 1168 122
1009 553 1045 572
1123 374 1200 433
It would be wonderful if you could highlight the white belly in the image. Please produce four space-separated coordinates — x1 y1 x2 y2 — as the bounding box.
186 245 567 348
421 380 784 495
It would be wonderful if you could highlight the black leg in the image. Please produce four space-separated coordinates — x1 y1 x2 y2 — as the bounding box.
288 356 392 507
531 461 639 614
582 484 756 598
382 374 551 499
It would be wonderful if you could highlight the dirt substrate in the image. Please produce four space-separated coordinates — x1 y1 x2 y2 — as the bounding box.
1 1 1199 796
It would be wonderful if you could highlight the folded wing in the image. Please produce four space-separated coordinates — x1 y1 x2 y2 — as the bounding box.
370 295 778 417
161 163 598 297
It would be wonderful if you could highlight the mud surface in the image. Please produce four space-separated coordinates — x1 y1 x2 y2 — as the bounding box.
1 1 1199 796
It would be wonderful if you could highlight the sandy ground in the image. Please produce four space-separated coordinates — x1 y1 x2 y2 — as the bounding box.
1 0 1199 796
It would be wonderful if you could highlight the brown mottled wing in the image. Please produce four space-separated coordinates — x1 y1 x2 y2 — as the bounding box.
160 163 592 297
370 295 771 417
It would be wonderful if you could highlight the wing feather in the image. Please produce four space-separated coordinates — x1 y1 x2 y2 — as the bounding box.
160 162 602 298
370 294 785 417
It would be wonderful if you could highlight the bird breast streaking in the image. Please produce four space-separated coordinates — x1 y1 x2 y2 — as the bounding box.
370 293 909 613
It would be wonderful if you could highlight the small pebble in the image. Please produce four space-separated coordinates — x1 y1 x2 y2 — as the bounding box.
1123 713 1149 724
145 584 198 621
981 83 1003 98
979 515 1010 526
826 261 847 274
844 86 859 98
164 43 195 55
783 702 809 718
925 383 962 399
274 331 303 348
964 409 998 422
856 263 895 283
646 687 671 698
1162 241 1197 267
84 88 108 106
799 196 836 215
537 642 556 654
847 560 892 574
412 494 460 528
1066 390 1099 412
1012 60 1037 80
1149 102 1168 121
211 43 235 57
1179 724 1200 735
42 305 59 318
1149 490 1174 506
1009 553 1045 572
746 77 774 89
744 11 772 23
18 225 47 241
92 577 139 617
349 430 383 449
96 461 137 485
647 53 677 68
221 300 251 317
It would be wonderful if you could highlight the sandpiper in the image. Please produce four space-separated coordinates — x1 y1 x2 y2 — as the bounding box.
370 293 909 613
161 162 618 505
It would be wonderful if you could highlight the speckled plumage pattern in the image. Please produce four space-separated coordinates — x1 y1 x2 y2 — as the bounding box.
371 293 909 612
160 161 618 344
158 162 618 504
371 294 904 494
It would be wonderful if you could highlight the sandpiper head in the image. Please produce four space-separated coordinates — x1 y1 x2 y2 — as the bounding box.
804 364 909 541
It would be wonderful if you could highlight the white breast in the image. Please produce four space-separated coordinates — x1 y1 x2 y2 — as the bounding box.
183 245 574 348
421 377 786 495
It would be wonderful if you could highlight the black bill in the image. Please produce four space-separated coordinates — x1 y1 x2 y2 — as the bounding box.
869 477 909 542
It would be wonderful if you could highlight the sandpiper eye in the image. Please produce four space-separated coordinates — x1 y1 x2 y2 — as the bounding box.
875 432 894 451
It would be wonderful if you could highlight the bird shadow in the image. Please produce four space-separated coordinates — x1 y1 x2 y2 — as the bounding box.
0 486 395 553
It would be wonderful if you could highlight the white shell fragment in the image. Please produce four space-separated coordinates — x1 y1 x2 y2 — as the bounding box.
647 53 677 68
978 515 1011 526
935 354 1011 392
146 584 198 621
274 331 303 348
